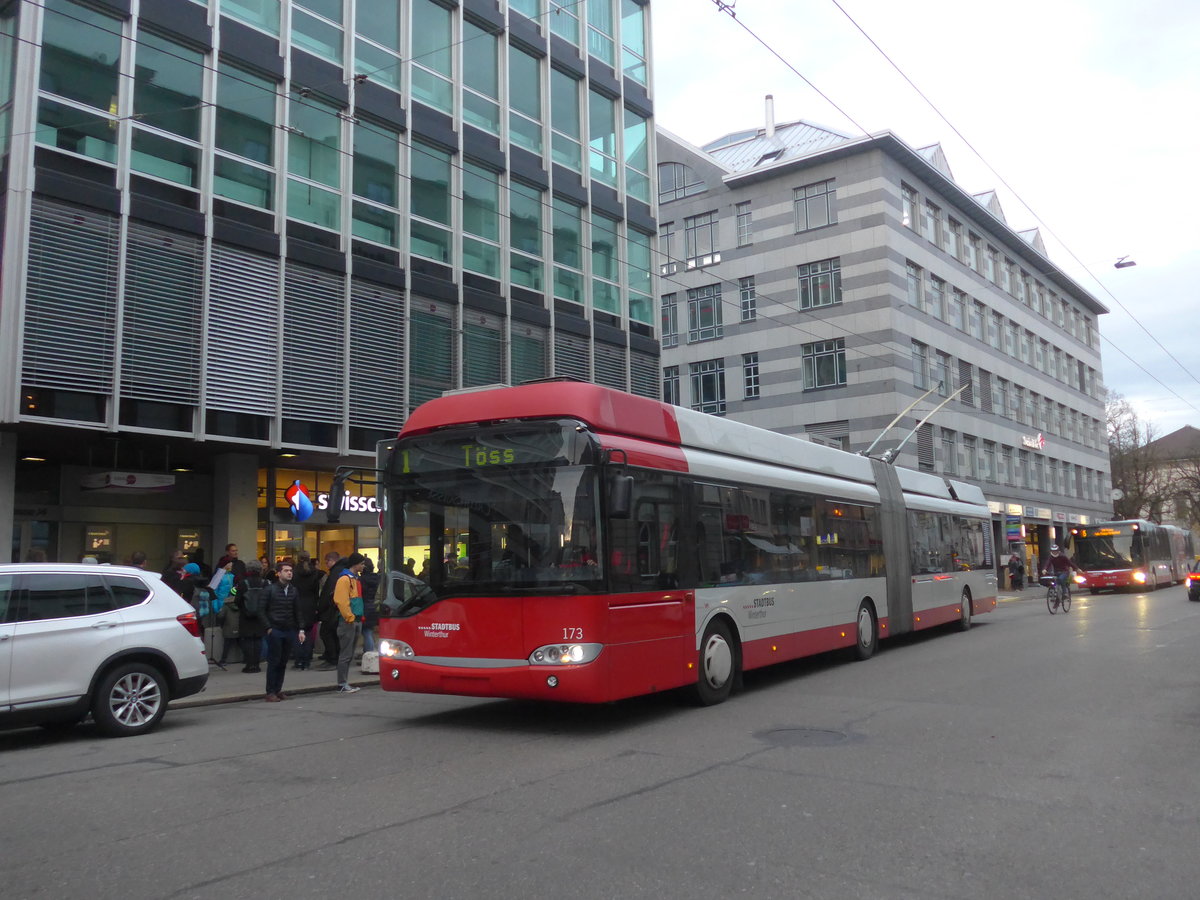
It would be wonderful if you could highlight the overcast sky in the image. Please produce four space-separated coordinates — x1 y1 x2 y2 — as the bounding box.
649 0 1200 438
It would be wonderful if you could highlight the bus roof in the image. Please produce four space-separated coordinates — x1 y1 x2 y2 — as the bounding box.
401 382 985 508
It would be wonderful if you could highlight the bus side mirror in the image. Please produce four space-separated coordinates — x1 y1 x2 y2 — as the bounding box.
609 475 633 519
327 476 346 524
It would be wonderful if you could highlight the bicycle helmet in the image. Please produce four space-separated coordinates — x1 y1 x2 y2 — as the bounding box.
1050 544 1060 553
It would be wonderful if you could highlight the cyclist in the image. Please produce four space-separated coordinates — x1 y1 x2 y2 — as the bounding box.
1041 544 1081 603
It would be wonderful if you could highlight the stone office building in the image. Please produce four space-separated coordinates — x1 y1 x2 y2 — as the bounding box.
656 101 1112 566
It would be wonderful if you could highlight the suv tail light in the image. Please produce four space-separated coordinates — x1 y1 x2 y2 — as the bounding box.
177 611 203 638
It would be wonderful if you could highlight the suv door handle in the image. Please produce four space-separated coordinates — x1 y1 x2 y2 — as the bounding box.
91 621 118 629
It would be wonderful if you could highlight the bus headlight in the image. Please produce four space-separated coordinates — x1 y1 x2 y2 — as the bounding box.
379 639 415 659
529 643 603 665
1132 571 1147 584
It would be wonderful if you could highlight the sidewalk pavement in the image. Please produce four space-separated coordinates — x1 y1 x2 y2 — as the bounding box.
175 658 379 709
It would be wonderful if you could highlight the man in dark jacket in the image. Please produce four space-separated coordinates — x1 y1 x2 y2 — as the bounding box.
291 553 322 670
263 561 305 702
315 551 346 670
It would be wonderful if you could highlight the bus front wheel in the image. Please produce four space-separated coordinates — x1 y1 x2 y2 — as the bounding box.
693 619 736 706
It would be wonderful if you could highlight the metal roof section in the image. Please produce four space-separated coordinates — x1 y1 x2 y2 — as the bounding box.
972 190 1007 223
1018 227 1048 256
701 118 856 173
915 143 954 180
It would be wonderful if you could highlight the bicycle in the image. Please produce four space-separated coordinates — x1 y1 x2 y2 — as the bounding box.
1042 574 1072 614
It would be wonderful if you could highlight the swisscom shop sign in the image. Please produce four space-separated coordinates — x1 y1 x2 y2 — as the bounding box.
287 480 380 522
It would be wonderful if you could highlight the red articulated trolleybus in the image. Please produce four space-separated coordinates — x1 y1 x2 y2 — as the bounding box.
364 382 996 705
1069 519 1188 593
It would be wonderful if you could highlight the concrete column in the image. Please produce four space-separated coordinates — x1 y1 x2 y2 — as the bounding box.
212 453 260 560
0 432 14 562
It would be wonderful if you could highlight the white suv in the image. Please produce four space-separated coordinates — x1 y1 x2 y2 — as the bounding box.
0 563 209 737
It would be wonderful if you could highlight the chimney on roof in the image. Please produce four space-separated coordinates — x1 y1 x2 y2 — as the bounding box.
765 94 775 139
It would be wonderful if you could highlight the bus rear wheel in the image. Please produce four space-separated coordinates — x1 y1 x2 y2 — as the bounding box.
957 589 972 632
854 601 878 660
693 619 736 706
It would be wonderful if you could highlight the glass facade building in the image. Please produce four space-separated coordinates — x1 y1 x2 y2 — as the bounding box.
0 0 658 566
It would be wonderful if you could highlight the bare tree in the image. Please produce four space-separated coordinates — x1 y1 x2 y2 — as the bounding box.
1106 391 1167 520
1172 454 1200 533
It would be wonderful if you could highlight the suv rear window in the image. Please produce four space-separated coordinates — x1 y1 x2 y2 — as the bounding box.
104 574 153 609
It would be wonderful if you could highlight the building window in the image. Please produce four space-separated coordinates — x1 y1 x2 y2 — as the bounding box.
969 300 984 340
587 0 616 66
906 262 923 310
412 0 454 113
550 68 582 171
942 429 956 475
684 210 719 260
621 0 648 85
947 218 962 259
663 365 680 405
743 352 760 399
687 284 723 342
509 180 544 290
590 211 621 313
624 108 651 204
794 179 836 232
935 352 952 397
509 45 542 153
948 289 966 331
798 258 842 309
802 338 846 389
588 88 618 187
963 435 978 478
736 202 752 246
658 220 675 265
658 162 705 202
983 441 997 482
984 246 998 283
354 0 401 88
627 228 654 324
901 183 917 229
911 341 929 390
689 359 726 415
660 294 678 348
410 140 452 263
739 276 757 321
927 276 945 320
922 200 942 245
552 197 584 302
966 233 981 271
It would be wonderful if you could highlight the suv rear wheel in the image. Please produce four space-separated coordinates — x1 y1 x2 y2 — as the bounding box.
92 663 168 737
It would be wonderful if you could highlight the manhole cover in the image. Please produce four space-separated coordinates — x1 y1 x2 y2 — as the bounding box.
757 727 852 747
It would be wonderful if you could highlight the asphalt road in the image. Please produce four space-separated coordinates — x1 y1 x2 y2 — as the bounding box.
2 585 1199 900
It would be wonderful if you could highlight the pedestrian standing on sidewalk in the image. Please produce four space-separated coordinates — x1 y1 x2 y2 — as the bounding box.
315 550 346 670
291 552 321 670
333 553 366 693
234 559 269 673
360 557 380 655
263 561 306 702
216 587 241 666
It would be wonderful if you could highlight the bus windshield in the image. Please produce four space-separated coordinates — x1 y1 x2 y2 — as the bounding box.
383 463 603 614
1073 532 1140 569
